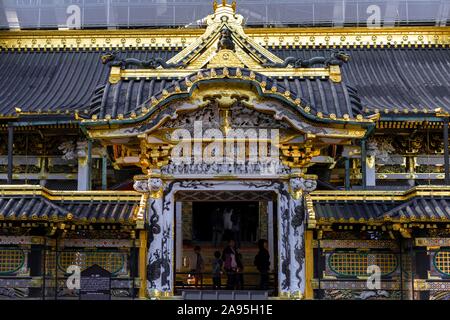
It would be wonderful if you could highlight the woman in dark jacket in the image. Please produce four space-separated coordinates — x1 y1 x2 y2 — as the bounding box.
254 239 270 290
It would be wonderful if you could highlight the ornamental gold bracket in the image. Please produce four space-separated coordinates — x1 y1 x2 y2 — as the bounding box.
281 139 321 168
108 65 342 84
139 140 172 172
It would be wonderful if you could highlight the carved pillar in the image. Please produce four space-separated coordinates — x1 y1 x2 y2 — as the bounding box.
175 201 183 271
101 153 108 190
134 174 174 298
366 155 376 187
77 141 91 191
277 181 291 296
267 201 275 271
286 176 317 299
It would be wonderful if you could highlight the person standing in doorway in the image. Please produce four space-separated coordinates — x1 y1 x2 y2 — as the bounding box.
193 245 204 288
235 248 245 289
254 239 270 290
222 239 238 289
223 208 233 241
231 209 241 248
211 208 224 247
211 251 223 290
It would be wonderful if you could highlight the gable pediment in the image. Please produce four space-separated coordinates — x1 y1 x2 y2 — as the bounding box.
165 3 283 69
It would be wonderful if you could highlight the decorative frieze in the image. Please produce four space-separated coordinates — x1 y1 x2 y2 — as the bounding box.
318 280 400 290
316 239 399 250
415 238 450 247
61 239 135 248
0 236 43 245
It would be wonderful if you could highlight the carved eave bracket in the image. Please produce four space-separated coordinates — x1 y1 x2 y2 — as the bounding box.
139 138 173 173
281 138 321 169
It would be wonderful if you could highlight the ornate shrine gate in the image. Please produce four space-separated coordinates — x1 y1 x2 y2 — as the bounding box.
134 176 316 297
81 2 372 298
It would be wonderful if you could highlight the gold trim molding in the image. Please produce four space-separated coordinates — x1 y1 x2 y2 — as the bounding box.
311 185 450 201
0 184 141 201
0 27 448 51
113 65 338 84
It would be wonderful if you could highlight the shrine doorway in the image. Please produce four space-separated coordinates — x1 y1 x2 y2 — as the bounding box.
173 191 278 295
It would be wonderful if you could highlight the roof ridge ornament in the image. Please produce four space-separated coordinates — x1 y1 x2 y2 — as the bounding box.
217 27 235 52
100 52 185 69
263 50 351 68
213 0 237 13
166 0 283 68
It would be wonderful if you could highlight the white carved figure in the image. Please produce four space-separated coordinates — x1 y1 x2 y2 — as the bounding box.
148 178 163 192
133 180 149 192
290 177 303 193
358 290 389 300
367 137 395 163
300 178 317 192
160 158 291 176
58 141 77 160
290 177 317 193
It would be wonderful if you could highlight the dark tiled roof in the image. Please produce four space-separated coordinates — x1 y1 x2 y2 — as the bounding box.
270 47 450 113
1 46 448 121
313 195 450 222
314 200 399 221
0 194 140 223
88 67 363 120
0 196 65 220
385 197 450 221
0 49 179 116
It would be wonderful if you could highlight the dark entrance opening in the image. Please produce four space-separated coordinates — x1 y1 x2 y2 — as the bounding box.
192 201 259 243
174 191 278 297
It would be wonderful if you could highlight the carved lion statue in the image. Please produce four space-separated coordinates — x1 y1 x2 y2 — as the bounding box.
148 178 163 193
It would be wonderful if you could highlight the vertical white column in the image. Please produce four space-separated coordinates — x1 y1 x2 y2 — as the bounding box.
276 195 284 295
366 155 376 187
289 196 305 296
267 201 275 271
145 177 175 296
277 185 291 295
162 194 175 294
147 196 164 294
77 141 90 191
175 201 183 271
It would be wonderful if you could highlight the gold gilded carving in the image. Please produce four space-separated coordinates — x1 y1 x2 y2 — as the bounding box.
109 66 121 84
328 65 341 83
281 140 321 168
139 140 172 172
208 49 244 68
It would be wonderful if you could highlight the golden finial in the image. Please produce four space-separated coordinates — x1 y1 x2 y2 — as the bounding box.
214 0 236 12
222 67 229 77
